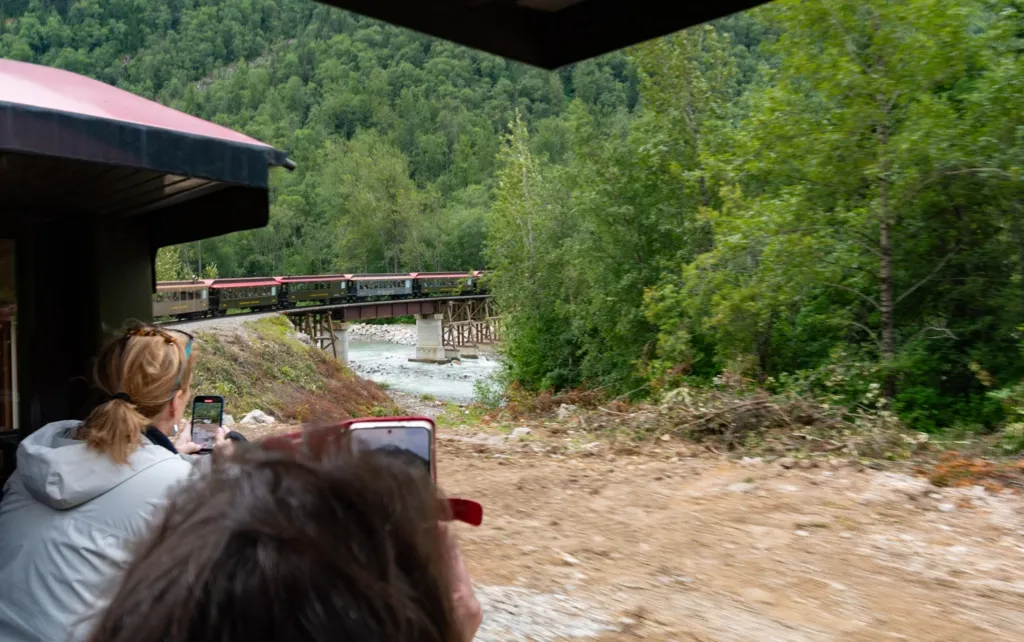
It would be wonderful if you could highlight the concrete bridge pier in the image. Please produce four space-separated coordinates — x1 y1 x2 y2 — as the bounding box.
410 314 448 364
333 322 350 365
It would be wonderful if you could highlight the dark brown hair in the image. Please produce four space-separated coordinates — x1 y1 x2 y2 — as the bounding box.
87 442 460 642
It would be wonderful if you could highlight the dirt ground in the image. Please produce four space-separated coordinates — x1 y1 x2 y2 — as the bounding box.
435 425 1024 642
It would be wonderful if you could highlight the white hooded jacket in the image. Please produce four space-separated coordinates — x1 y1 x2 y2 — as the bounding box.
0 421 195 642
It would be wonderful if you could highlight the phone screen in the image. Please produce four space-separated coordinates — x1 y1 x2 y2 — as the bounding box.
191 396 224 451
349 422 432 477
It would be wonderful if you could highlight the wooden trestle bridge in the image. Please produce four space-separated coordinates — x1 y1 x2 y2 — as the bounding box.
282 295 499 362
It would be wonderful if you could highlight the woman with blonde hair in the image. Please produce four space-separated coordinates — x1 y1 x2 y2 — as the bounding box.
0 324 227 642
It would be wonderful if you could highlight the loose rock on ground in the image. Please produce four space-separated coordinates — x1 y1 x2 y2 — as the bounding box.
240 409 275 425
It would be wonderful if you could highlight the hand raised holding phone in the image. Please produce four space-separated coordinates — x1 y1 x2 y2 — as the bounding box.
172 423 203 455
212 426 238 459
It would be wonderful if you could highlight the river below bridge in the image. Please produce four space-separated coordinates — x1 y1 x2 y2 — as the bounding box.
347 339 500 404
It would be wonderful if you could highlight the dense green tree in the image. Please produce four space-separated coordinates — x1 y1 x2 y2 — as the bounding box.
647 0 1024 429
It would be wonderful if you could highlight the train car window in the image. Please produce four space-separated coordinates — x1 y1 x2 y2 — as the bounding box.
202 290 207 300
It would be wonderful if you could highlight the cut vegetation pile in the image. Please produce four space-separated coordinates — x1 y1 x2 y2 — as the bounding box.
191 316 399 424
492 385 920 457
472 385 1024 490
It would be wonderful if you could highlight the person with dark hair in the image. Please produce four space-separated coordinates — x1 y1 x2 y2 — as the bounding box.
0 325 232 642
87 442 483 642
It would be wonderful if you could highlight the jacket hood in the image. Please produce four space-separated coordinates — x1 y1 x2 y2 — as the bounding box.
15 420 178 510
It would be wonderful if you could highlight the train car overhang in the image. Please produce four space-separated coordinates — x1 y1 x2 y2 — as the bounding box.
0 60 292 439
312 0 772 69
0 60 293 246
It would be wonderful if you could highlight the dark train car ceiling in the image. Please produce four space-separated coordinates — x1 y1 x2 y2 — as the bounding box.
313 0 772 69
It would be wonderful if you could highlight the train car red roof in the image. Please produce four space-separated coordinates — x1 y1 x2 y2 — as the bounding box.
0 60 273 149
211 279 279 288
412 272 473 278
276 275 350 283
0 59 293 232
350 274 411 281
0 60 295 247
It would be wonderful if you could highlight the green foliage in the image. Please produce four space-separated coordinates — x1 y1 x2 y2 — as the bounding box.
154 246 186 282
642 0 1024 431
7 0 1023 431
472 374 505 409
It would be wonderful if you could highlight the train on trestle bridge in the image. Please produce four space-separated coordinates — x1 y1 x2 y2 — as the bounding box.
154 271 487 321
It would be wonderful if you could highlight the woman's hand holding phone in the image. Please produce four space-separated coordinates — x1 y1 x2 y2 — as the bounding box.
173 423 203 455
212 426 237 460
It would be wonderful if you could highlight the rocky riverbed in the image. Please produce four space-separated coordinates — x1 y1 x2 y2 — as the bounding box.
347 322 417 345
344 323 500 404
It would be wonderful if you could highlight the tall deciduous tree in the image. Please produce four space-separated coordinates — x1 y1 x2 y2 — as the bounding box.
649 0 1023 427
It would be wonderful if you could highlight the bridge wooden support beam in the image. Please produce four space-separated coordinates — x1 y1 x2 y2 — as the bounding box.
441 299 500 358
289 310 347 364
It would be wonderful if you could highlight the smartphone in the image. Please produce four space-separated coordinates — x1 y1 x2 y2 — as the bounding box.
347 418 435 480
191 395 224 451
259 417 481 526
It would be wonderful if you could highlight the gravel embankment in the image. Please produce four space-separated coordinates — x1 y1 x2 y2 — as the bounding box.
166 311 282 334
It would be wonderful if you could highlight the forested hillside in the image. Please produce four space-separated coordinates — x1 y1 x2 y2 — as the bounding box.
0 0 637 276
2 0 1022 432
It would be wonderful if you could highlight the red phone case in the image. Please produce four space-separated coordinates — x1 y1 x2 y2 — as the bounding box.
260 417 484 526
